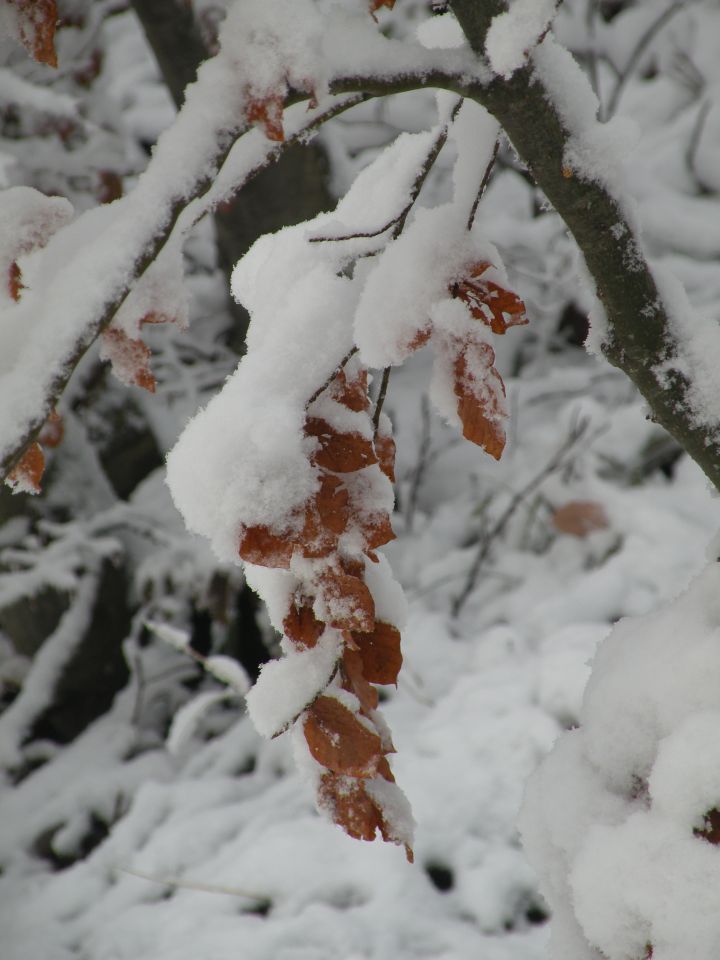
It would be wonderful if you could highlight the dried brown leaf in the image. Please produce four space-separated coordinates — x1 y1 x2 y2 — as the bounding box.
318 569 375 633
352 621 402 686
7 442 45 494
374 432 396 483
239 524 293 568
8 261 23 301
283 597 324 649
552 500 609 538
305 417 378 473
304 695 383 777
101 328 156 393
246 94 285 142
451 261 528 334
12 0 58 67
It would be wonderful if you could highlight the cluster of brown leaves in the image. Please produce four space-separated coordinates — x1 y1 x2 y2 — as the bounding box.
448 261 527 459
8 0 58 68
389 259 527 460
239 363 411 857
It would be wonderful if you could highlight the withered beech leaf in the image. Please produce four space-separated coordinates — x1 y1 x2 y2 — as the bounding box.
8 262 23 301
239 524 293 568
451 261 528 334
12 0 58 67
342 647 379 713
305 417 378 473
352 622 402 685
304 695 383 777
369 0 396 17
314 472 350 535
552 501 609 538
354 511 395 551
283 597 324 649
453 349 506 460
7 442 45 495
693 808 720 845
246 94 285 142
38 410 64 449
101 328 156 393
318 772 413 862
374 432 396 483
318 570 375 633
318 772 383 841
330 368 370 413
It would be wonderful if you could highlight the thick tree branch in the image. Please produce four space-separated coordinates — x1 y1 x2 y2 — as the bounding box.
446 0 720 493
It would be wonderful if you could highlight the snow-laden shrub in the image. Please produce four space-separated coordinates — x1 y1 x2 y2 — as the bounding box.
520 562 720 960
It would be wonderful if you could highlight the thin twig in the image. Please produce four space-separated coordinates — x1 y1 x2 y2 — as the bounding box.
405 394 433 534
605 2 683 118
535 0 564 49
451 417 591 617
467 138 499 231
118 867 268 903
306 347 358 407
392 98 463 238
372 367 392 435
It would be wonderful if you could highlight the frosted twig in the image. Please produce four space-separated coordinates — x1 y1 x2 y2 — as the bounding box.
467 138 499 231
372 368 392 435
118 867 268 904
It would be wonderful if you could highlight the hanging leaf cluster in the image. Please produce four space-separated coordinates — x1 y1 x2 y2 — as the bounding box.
239 359 412 858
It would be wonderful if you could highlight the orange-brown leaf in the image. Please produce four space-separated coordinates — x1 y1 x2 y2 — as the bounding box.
374 432 396 483
330 368 369 413
369 0 396 16
318 569 375 633
12 0 58 67
7 442 45 495
342 647 379 713
356 511 396 550
305 417 378 473
318 772 383 841
38 409 63 449
96 170 122 205
304 695 383 776
299 473 351 559
101 328 156 393
452 261 528 334
456 390 506 459
314 472 350 535
453 349 506 459
8 261 23 301
318 772 413 861
246 94 285 142
352 621 402 685
283 597 324 649
552 501 609 538
239 524 293 568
